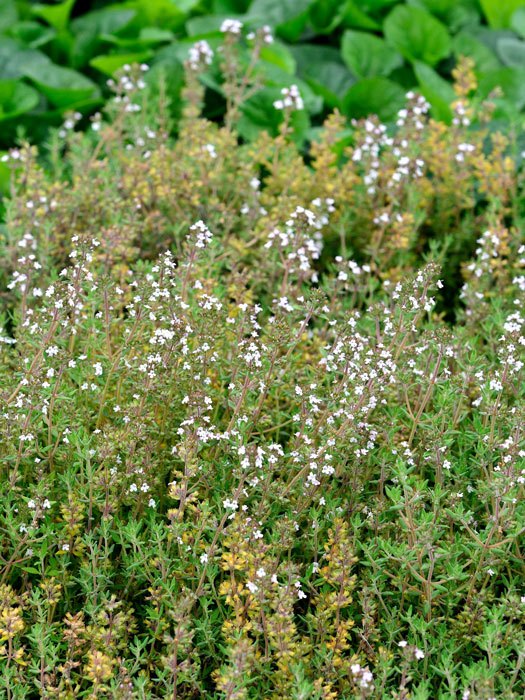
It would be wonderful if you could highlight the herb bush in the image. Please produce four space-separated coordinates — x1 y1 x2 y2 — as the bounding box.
0 32 524 700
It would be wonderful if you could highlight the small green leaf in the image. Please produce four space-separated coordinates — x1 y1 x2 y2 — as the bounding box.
384 5 451 66
341 30 403 79
342 77 405 121
90 51 154 76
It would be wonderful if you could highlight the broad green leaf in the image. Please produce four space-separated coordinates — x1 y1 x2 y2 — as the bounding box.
99 28 174 50
237 86 310 144
246 0 313 41
123 0 187 32
186 15 235 35
246 0 312 26
511 7 525 37
478 67 525 110
23 62 99 108
480 0 525 28
384 5 451 66
213 0 251 10
0 0 18 32
0 40 49 80
408 0 455 15
342 77 405 121
90 51 154 76
291 44 355 108
260 43 296 75
413 61 455 122
0 80 39 122
341 1 381 30
7 21 56 49
70 7 136 36
309 0 348 33
341 30 403 79
497 36 525 66
70 7 137 67
453 32 501 74
32 0 76 32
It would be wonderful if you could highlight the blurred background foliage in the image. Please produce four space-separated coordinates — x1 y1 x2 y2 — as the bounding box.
2 0 525 149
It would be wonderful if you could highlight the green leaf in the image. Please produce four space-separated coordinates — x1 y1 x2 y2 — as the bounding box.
309 0 348 33
384 5 451 66
480 0 525 28
0 39 50 80
342 77 405 121
70 7 137 67
246 0 313 41
413 61 455 122
260 43 296 75
246 0 312 26
32 0 76 32
497 36 525 66
511 7 525 37
237 86 310 144
124 0 187 32
186 14 236 36
0 80 39 122
341 1 381 30
100 27 174 50
70 6 137 36
341 30 403 79
23 61 100 108
90 51 154 76
408 0 455 15
6 21 57 49
478 67 525 110
291 44 355 108
0 0 18 32
453 32 501 74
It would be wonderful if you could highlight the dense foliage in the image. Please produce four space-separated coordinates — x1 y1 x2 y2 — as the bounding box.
4 0 525 153
0 38 523 698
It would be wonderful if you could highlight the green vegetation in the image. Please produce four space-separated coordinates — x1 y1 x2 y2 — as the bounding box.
0 34 523 698
3 0 525 149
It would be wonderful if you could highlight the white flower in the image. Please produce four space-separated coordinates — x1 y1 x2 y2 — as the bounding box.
398 640 408 648
187 40 213 70
93 362 103 376
273 84 304 111
246 581 258 594
220 18 243 34
414 648 425 660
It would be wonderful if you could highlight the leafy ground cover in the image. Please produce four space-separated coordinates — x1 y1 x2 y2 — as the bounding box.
0 33 523 698
4 0 525 150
